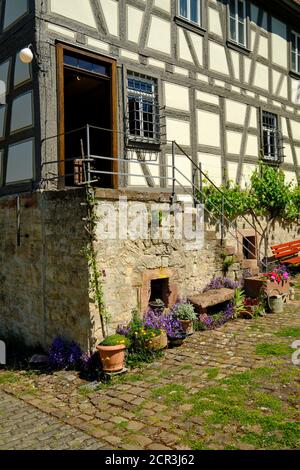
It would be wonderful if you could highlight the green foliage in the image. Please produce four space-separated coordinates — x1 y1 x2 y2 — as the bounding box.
256 343 293 357
100 334 130 347
275 327 300 338
250 164 293 219
173 302 197 321
221 252 236 275
201 181 252 221
200 162 299 223
83 187 109 337
233 288 246 319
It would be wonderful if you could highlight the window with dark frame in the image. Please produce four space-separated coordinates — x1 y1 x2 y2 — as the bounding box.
178 0 201 27
127 73 160 145
291 31 300 74
228 0 247 48
262 111 282 164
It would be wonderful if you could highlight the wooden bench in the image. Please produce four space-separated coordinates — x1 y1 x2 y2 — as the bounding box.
271 240 300 265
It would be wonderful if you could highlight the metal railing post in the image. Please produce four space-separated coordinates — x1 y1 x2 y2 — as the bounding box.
221 194 225 246
172 141 176 204
86 124 91 184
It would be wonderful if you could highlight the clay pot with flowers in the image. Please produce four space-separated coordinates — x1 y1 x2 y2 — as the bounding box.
97 334 130 373
172 301 197 336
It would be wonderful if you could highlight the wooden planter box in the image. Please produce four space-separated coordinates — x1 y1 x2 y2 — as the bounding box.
244 277 290 299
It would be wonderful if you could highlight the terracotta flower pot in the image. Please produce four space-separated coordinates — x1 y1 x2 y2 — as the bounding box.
147 331 168 351
96 344 126 373
179 320 194 336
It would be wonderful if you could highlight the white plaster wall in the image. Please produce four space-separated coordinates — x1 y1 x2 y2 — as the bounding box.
253 62 269 90
147 16 171 55
249 107 258 128
241 163 257 188
244 57 251 83
284 144 294 165
178 29 194 63
281 117 289 137
196 90 219 105
227 161 238 183
226 100 247 125
198 153 222 186
227 131 242 154
127 5 143 43
231 51 240 80
164 83 190 111
258 35 268 59
209 42 229 75
167 154 192 187
99 0 119 36
290 120 300 141
246 134 259 157
166 118 190 146
197 110 220 147
208 8 223 37
50 0 97 28
154 0 171 13
189 32 203 66
271 17 288 69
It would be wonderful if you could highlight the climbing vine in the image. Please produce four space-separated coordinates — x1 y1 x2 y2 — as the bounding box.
200 162 300 259
82 185 109 339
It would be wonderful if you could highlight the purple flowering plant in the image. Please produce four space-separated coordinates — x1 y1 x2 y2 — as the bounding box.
48 337 83 371
203 277 241 292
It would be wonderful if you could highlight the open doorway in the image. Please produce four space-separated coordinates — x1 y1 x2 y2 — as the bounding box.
57 45 117 188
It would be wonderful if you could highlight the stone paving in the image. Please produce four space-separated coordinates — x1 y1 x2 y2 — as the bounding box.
0 299 299 450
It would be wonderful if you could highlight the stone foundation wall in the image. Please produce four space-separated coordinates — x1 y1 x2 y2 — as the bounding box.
0 189 90 350
1 188 298 352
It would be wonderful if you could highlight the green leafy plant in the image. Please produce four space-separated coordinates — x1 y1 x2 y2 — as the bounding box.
200 162 299 263
233 288 246 318
82 186 110 338
100 334 130 348
173 302 197 321
221 252 236 275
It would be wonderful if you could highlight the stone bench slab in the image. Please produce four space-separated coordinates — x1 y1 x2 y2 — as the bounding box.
188 288 235 313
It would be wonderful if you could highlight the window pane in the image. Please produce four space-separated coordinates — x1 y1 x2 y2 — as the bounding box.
180 0 188 18
230 18 236 41
291 52 296 71
0 106 6 138
0 149 3 186
10 91 33 133
6 138 34 184
297 36 300 53
238 22 245 45
128 97 140 136
0 60 10 100
229 0 236 17
238 0 245 22
291 33 296 53
3 0 28 30
14 55 31 87
143 100 154 138
190 0 199 23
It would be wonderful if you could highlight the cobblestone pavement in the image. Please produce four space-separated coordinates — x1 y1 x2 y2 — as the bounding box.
0 299 299 450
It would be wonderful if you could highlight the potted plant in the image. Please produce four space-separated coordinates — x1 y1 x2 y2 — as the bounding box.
96 334 130 373
172 301 197 336
146 327 168 351
148 298 165 312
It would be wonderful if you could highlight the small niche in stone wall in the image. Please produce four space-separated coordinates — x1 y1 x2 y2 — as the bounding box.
149 278 170 307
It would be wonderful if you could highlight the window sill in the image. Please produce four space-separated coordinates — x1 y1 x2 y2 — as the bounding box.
261 157 282 166
289 70 300 80
174 16 206 36
126 140 161 152
226 40 251 56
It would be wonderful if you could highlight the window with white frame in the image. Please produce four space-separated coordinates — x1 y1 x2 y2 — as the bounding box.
127 74 160 144
178 0 201 26
291 31 300 74
262 111 281 163
228 0 247 47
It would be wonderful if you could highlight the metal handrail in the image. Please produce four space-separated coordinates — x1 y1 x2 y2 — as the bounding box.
40 123 268 270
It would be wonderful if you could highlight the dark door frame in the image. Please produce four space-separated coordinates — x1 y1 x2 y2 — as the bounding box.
56 42 118 188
